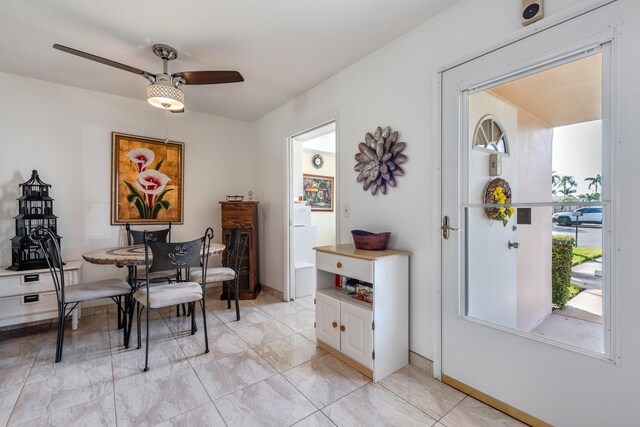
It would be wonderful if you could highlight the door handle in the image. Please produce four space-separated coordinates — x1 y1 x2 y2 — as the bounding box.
508 241 520 250
441 216 459 240
332 322 338 328
340 325 345 332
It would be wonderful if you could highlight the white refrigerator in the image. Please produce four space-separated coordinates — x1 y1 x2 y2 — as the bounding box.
293 203 317 298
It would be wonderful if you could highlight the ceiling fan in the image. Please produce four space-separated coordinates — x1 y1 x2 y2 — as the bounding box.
53 43 244 113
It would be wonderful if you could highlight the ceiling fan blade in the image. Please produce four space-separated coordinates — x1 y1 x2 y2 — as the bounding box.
173 71 244 85
53 44 154 78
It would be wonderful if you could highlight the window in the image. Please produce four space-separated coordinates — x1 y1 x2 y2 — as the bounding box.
473 114 510 155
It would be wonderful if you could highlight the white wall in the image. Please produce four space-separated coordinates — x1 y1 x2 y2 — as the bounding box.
0 72 253 282
515 110 553 332
252 0 606 359
302 150 336 246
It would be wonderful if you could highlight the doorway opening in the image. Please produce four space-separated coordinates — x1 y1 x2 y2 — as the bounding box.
289 122 337 301
465 52 606 354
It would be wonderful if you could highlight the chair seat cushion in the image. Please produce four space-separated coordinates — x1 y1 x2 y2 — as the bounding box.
133 282 202 309
189 267 236 283
65 279 130 303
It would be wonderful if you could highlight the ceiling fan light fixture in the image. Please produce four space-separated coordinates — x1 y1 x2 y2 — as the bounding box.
147 83 184 111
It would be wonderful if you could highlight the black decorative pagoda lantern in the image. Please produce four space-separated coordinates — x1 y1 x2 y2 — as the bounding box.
7 170 61 271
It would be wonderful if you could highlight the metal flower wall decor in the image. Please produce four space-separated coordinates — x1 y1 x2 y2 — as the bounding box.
354 126 407 195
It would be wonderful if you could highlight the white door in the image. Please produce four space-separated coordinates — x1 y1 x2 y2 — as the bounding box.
316 292 340 349
340 302 373 368
441 9 622 426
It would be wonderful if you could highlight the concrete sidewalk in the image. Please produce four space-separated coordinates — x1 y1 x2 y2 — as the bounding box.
530 259 604 353
532 289 603 353
572 257 602 289
556 289 602 323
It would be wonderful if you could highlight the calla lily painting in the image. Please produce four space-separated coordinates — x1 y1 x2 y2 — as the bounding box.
111 133 184 224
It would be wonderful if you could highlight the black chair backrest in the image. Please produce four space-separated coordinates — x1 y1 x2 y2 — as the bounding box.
29 227 65 303
226 225 249 275
144 228 214 276
126 223 171 245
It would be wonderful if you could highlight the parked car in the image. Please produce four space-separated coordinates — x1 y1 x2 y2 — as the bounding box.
552 207 602 226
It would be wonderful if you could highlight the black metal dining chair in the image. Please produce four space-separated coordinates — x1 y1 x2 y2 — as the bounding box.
125 223 178 283
189 224 249 321
126 222 188 317
30 227 131 363
134 228 213 371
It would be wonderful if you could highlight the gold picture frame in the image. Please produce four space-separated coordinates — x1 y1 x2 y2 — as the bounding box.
111 132 184 224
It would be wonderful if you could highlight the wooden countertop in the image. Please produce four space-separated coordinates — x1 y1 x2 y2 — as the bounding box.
313 244 411 260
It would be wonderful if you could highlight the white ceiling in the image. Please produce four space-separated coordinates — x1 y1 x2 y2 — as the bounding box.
0 0 460 121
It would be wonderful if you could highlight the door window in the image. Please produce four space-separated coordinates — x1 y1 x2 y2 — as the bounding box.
464 52 608 355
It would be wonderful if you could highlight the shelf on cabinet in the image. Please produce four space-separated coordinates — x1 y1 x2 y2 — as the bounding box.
317 288 373 311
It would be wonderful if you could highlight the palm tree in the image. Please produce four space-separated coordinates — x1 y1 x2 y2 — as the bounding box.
558 175 577 197
584 174 602 194
552 171 562 195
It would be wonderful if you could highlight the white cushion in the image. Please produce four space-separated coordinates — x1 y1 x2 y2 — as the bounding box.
189 267 236 283
65 279 130 303
134 282 202 309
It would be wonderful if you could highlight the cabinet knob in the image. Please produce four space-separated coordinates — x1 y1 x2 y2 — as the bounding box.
340 325 345 332
332 322 338 328
336 262 342 268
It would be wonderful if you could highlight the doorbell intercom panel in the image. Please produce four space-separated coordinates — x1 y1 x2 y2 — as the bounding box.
522 0 543 26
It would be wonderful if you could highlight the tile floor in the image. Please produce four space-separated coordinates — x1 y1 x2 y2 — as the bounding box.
0 291 527 427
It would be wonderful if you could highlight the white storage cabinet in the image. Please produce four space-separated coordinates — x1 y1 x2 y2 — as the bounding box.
314 244 410 381
0 261 82 329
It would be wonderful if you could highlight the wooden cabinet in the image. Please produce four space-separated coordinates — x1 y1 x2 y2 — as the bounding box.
314 244 410 381
0 261 82 329
220 201 261 300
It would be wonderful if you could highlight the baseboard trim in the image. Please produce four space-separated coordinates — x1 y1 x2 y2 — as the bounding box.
441 374 552 427
317 340 373 379
262 284 284 300
409 351 433 375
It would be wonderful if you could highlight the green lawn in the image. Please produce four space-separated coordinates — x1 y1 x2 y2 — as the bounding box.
572 247 602 266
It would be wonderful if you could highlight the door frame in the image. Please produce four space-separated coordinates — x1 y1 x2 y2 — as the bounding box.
284 112 340 302
433 0 620 380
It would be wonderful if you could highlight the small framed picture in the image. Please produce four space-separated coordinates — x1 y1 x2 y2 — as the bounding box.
303 174 334 212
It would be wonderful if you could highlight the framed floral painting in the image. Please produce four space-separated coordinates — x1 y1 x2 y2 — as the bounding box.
303 174 334 212
111 133 184 224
